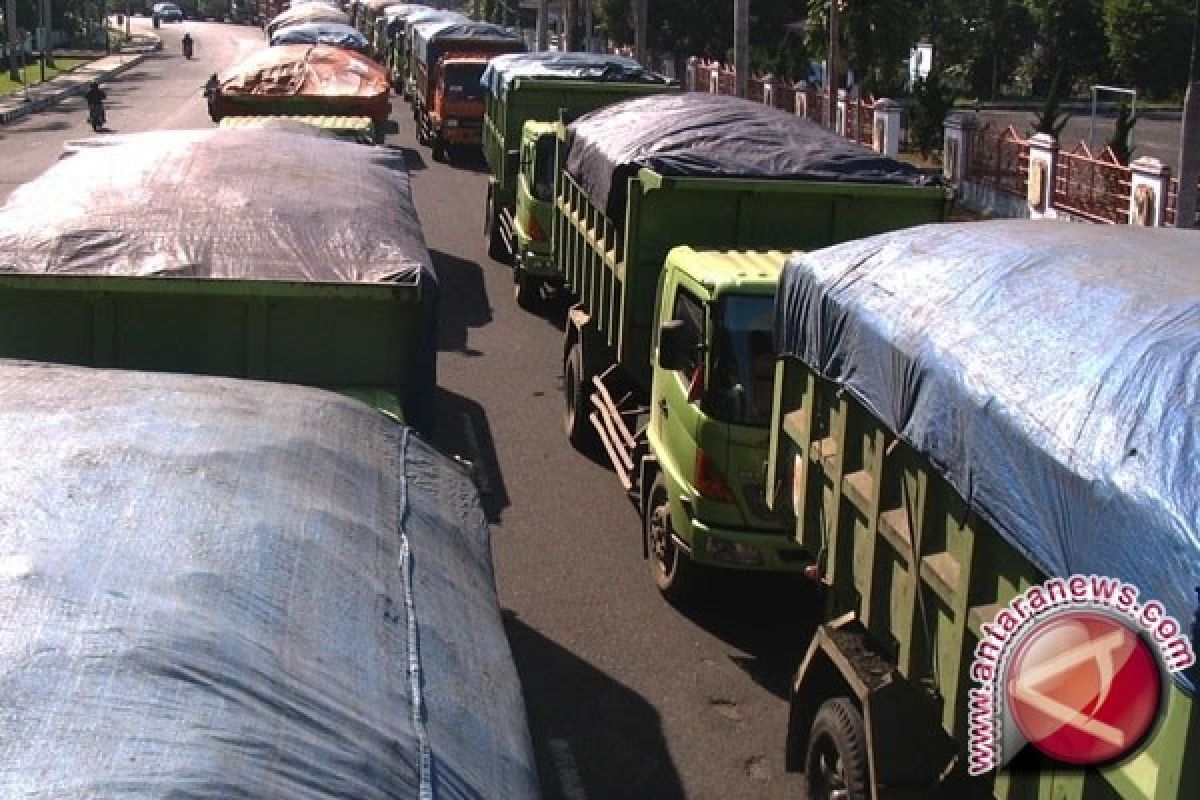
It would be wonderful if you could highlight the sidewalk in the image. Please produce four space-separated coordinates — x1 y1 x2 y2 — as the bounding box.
0 36 162 126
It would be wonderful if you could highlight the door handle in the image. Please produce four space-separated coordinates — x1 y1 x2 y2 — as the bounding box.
658 398 669 419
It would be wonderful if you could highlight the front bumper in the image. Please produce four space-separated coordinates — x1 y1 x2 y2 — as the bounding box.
683 514 809 572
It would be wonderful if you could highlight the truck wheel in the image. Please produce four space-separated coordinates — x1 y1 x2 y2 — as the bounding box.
431 136 446 162
805 698 869 800
645 474 699 603
564 342 597 453
514 267 539 309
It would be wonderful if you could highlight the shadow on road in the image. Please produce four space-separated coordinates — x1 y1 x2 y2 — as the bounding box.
675 571 825 701
504 612 687 800
393 144 428 171
431 247 491 355
427 385 510 523
444 147 490 174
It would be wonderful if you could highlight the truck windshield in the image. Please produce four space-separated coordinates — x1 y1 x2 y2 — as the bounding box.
444 64 486 102
532 135 555 201
705 294 776 427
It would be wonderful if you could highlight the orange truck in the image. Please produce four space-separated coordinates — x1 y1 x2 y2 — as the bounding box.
409 18 523 161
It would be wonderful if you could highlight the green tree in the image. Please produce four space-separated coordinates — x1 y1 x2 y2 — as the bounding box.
1105 100 1136 163
802 0 922 95
1025 0 1108 96
1103 0 1193 99
909 68 955 155
1030 65 1071 136
936 0 1034 99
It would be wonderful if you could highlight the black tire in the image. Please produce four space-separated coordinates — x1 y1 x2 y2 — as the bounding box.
644 474 700 602
514 267 539 309
563 342 597 453
805 698 869 800
431 135 446 162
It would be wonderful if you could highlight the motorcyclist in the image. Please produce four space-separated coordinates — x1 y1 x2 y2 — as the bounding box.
182 33 194 59
84 81 106 130
84 81 106 113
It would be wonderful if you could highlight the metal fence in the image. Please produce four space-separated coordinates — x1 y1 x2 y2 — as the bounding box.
1052 143 1131 225
967 124 1029 198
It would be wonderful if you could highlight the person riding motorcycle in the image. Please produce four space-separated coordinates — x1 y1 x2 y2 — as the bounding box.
84 81 106 131
182 33 194 59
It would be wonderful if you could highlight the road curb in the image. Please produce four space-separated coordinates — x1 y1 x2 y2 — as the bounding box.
0 48 154 126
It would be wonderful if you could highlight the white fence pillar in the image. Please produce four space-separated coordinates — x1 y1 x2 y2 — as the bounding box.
794 81 808 119
1128 157 1170 226
709 65 720 95
872 98 901 156
1026 133 1058 219
942 112 977 187
836 89 848 136
763 75 778 108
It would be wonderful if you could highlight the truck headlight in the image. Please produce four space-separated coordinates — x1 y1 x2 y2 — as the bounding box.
705 538 764 566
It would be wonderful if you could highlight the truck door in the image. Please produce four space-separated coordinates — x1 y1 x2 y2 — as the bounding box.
651 280 707 496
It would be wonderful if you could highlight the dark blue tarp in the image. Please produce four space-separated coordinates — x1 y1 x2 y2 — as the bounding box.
0 361 540 798
271 22 370 51
774 220 1200 688
0 128 439 431
411 19 521 67
481 51 672 96
565 92 939 220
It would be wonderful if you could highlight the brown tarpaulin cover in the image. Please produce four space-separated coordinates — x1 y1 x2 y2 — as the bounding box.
220 44 390 98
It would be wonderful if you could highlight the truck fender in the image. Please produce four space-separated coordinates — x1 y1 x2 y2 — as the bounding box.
563 304 592 372
787 616 980 798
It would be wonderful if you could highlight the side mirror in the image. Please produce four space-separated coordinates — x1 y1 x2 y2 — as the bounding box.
657 319 693 371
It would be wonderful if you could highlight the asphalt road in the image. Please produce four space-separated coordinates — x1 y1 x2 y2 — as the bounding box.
0 19 817 799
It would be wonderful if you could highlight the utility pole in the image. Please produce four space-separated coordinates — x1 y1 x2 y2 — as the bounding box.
40 0 51 83
6 0 19 81
826 0 839 129
1178 0 1200 228
634 0 647 65
535 0 547 49
734 0 747 98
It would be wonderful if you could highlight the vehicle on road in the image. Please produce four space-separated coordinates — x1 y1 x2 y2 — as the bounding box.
546 93 949 598
269 21 370 53
207 45 392 140
0 127 436 429
152 2 184 22
265 1 350 37
764 221 1199 799
409 17 524 162
393 8 462 98
479 51 678 291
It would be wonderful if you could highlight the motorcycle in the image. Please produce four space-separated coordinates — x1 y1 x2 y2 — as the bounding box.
88 103 105 133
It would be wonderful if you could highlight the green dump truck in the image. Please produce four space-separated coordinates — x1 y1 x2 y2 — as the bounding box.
478 51 677 289
0 127 438 430
551 94 950 597
763 221 1199 798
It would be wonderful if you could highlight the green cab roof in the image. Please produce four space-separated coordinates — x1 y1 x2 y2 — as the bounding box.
666 246 789 291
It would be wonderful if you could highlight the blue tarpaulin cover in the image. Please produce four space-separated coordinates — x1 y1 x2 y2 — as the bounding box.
271 22 370 52
565 92 938 220
774 220 1200 689
481 51 672 96
0 361 541 798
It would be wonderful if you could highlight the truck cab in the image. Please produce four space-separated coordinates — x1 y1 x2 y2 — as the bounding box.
510 122 557 305
641 247 804 597
419 53 489 160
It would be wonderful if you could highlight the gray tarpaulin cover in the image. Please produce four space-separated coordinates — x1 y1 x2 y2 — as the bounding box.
565 92 938 218
0 361 540 798
481 51 671 96
271 22 370 51
774 221 1199 688
0 128 438 429
411 19 521 67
